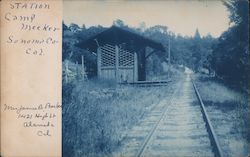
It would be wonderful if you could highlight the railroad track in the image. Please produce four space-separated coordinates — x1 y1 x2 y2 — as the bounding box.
115 76 223 157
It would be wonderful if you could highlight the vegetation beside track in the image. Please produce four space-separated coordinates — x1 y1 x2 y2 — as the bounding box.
63 78 172 157
195 75 249 157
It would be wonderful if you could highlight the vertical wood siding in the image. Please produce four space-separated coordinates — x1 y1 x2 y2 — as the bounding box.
97 44 138 83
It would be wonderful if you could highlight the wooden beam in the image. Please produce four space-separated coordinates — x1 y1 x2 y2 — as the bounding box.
141 47 146 81
145 50 157 59
134 52 138 82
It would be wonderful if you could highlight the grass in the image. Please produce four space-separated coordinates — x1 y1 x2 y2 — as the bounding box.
62 78 171 157
195 75 249 157
196 78 246 104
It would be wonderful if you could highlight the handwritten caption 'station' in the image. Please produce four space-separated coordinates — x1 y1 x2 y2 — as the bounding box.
3 2 60 56
4 102 61 137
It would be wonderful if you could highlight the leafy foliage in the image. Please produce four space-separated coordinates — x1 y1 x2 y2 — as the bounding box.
140 25 215 73
63 4 248 90
63 20 216 79
62 22 105 78
210 0 249 89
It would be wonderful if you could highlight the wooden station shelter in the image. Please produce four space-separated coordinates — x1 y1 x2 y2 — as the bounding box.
78 26 165 83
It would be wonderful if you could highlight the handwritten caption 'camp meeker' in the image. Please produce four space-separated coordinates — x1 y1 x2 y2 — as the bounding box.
4 102 61 137
4 2 60 56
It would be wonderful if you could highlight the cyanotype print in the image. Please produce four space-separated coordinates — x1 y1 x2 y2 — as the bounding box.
62 1 249 157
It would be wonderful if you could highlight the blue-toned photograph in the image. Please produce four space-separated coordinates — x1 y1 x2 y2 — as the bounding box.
62 1 249 157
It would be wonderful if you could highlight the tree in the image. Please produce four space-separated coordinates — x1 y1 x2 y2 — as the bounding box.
194 28 201 40
211 0 249 89
69 23 81 32
82 24 86 30
113 19 125 27
138 22 146 32
191 29 202 71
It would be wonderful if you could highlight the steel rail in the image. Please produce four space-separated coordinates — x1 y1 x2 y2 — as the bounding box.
135 83 180 157
192 79 224 157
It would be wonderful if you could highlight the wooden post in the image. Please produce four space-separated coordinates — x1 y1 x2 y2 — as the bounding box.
134 52 138 82
97 47 101 78
168 36 171 78
81 55 84 71
76 61 78 78
168 37 171 65
115 45 119 82
142 48 146 81
81 55 85 79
